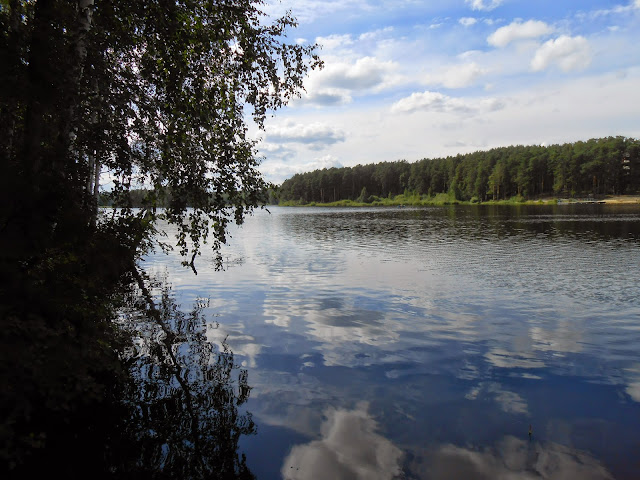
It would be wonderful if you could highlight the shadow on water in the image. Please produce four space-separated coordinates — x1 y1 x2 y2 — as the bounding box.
113 275 257 479
2 274 256 480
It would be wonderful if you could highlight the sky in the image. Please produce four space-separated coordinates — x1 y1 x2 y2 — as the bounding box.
252 0 640 184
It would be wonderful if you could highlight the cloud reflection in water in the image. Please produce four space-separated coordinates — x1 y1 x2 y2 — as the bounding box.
281 403 402 480
625 364 640 402
410 436 613 480
465 382 529 415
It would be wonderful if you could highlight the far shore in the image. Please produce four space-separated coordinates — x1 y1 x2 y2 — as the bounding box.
278 194 640 208
599 195 640 204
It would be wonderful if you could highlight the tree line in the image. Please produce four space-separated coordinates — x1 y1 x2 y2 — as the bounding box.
278 136 640 204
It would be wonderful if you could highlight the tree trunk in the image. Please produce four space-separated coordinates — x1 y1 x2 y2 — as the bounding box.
91 156 100 227
64 0 95 152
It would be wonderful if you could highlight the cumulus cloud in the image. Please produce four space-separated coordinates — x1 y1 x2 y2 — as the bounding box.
488 20 554 47
588 1 640 17
308 154 343 170
295 56 399 106
358 26 394 42
424 62 487 88
266 121 346 150
391 91 504 115
264 0 369 24
314 56 397 91
294 89 352 107
391 91 458 114
459 17 478 27
465 0 503 11
316 33 354 51
530 35 592 72
259 154 344 185
281 403 402 480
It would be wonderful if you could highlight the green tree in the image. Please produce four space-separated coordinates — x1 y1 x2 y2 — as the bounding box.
275 137 640 203
1 0 320 475
357 186 369 203
488 161 507 200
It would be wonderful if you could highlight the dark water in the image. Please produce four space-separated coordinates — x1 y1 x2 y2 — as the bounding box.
144 205 640 479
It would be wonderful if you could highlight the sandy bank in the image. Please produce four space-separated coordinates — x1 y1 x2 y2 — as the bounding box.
602 195 640 204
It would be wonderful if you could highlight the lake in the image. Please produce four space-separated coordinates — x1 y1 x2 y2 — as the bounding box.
143 205 640 479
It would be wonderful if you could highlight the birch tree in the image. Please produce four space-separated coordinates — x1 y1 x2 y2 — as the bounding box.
0 1 320 474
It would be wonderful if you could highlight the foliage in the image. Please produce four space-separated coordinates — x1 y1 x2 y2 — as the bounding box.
278 137 640 204
1 0 318 475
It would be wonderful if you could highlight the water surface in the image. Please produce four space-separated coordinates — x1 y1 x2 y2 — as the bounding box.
145 205 640 479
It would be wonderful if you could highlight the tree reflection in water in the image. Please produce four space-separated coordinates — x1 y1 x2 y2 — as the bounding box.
116 272 256 479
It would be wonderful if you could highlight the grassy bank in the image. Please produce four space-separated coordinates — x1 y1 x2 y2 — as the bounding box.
278 193 640 207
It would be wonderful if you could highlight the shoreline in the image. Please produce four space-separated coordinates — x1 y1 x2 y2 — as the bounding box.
599 195 640 204
277 195 640 208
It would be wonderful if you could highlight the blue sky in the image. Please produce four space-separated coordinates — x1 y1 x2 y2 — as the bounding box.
254 0 640 184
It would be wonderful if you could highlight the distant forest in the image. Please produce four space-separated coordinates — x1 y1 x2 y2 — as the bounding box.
278 136 640 204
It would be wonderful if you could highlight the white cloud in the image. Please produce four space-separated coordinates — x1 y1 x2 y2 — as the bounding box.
263 0 370 24
459 17 478 27
358 26 394 42
488 20 554 47
308 56 398 93
259 142 288 154
588 1 640 17
391 91 459 114
316 33 354 51
391 91 504 115
424 62 487 88
307 154 343 170
465 0 503 11
530 35 592 72
281 404 402 480
259 154 344 184
256 1 640 185
294 88 353 107
266 121 346 149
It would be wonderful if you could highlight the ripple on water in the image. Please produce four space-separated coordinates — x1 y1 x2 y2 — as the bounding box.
144 206 640 479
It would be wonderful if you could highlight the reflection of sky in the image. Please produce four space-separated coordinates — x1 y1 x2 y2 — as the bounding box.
466 383 529 415
625 364 640 402
281 403 402 480
409 436 614 480
144 206 640 478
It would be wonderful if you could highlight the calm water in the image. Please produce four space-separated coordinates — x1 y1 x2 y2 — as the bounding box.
144 205 640 479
